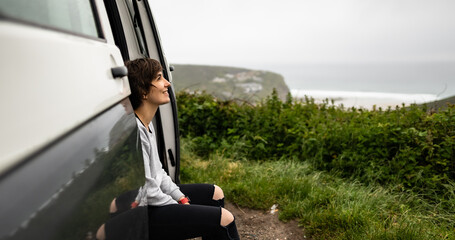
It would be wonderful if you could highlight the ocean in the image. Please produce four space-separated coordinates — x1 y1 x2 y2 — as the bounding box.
259 62 455 109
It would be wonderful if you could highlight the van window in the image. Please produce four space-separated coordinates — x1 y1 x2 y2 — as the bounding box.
125 0 149 57
0 0 100 38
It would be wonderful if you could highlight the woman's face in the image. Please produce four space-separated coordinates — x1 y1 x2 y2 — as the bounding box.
145 71 171 106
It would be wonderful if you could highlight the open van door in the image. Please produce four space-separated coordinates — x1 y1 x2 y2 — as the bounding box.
104 0 181 183
133 0 181 184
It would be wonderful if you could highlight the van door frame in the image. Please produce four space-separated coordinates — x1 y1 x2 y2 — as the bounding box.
142 0 181 183
106 0 181 183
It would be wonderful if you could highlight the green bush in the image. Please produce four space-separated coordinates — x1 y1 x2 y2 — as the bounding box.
177 91 455 201
179 149 455 240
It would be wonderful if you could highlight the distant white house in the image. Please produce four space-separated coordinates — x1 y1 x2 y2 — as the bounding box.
252 76 263 82
212 77 226 83
224 73 234 79
235 71 261 82
236 83 263 93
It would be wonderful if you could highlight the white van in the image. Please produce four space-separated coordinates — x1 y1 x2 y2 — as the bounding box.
0 0 180 239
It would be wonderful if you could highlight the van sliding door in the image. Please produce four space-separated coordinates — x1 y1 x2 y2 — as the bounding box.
0 0 138 239
130 0 181 183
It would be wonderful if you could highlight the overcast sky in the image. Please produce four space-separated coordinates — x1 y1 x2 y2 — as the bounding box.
149 0 455 69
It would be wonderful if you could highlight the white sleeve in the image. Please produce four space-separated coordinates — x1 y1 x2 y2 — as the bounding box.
141 142 177 205
158 167 184 201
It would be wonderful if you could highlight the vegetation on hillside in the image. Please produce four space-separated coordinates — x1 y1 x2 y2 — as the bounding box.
426 95 455 111
170 64 289 102
177 91 455 197
177 90 455 239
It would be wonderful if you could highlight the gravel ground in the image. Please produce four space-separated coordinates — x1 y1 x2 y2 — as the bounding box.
225 202 307 240
189 202 307 240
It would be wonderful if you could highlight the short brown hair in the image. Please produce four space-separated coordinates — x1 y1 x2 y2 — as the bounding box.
125 58 163 110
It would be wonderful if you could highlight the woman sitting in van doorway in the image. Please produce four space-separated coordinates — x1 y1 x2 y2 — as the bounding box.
96 58 240 240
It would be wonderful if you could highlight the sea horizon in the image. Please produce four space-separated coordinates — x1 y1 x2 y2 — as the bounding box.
250 61 455 109
291 89 438 110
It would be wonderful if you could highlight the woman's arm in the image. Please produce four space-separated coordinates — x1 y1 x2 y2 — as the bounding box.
137 123 184 206
158 167 185 201
141 142 179 206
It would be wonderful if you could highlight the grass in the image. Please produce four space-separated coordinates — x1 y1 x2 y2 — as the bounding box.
180 138 455 240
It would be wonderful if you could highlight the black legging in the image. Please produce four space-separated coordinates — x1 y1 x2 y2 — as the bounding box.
105 184 239 240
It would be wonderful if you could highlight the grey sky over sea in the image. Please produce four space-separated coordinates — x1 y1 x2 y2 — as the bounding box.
150 0 455 106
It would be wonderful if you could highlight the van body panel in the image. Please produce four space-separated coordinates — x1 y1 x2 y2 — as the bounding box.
0 100 145 239
0 22 129 174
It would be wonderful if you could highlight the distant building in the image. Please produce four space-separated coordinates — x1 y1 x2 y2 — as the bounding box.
224 73 234 79
236 83 263 93
235 71 258 82
212 77 227 83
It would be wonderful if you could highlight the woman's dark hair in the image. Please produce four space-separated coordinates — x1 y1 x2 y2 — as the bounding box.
125 58 163 110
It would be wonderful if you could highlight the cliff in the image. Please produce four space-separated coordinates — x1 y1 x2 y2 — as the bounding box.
170 64 290 103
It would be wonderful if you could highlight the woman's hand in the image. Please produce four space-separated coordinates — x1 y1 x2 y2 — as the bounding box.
131 201 139 208
178 196 190 205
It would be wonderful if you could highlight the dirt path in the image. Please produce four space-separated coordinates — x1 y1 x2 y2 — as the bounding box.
224 202 307 240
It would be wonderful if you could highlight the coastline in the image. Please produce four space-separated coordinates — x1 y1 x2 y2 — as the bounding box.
425 95 455 110
291 89 439 110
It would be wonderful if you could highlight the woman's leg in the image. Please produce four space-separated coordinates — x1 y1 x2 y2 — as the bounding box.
96 189 141 240
108 184 224 213
215 208 240 240
98 205 239 240
177 184 239 239
178 184 225 207
98 185 239 240
147 204 239 240
109 188 139 218
213 184 225 207
100 206 149 240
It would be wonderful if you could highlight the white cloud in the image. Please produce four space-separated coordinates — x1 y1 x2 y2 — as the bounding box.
150 0 455 66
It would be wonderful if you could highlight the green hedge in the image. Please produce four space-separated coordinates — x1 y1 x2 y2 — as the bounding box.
177 91 455 200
